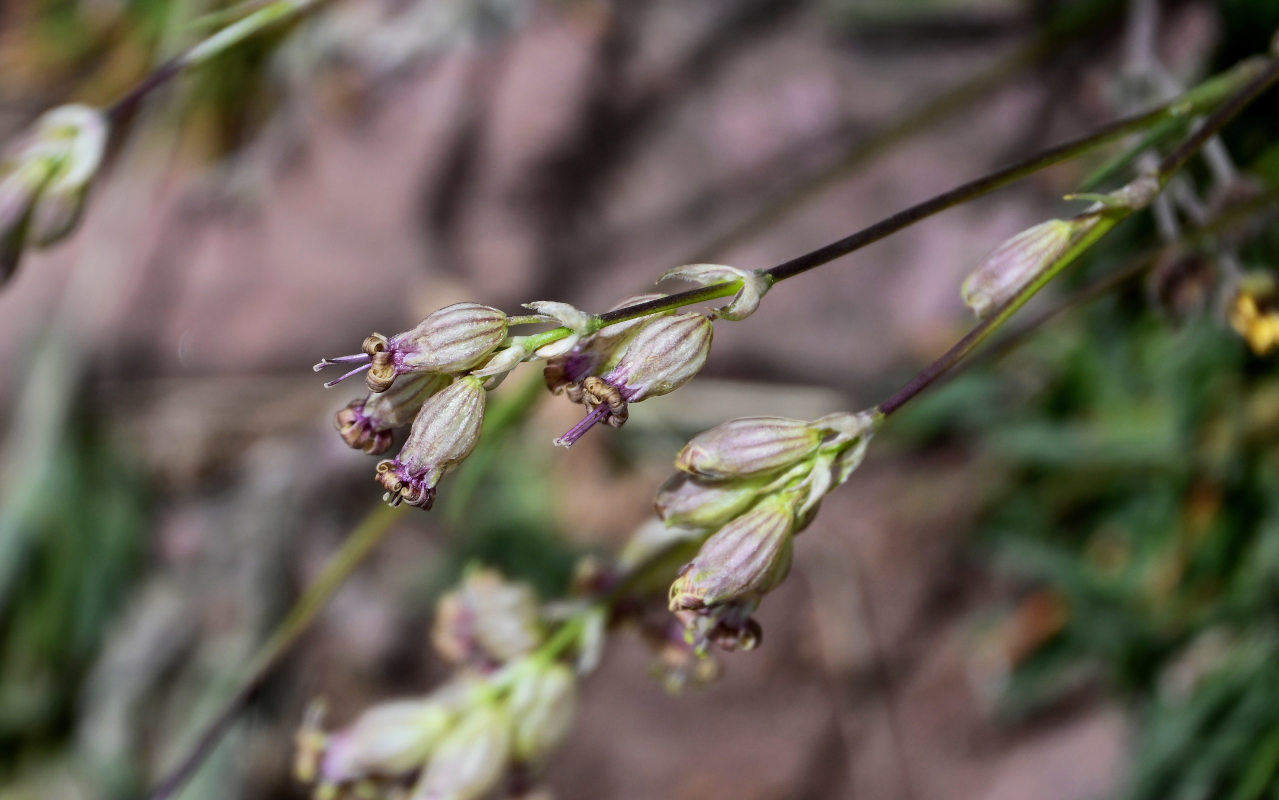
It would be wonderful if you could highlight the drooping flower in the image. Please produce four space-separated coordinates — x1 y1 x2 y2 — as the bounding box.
315 303 508 391
554 312 713 447
374 375 486 509
336 372 452 455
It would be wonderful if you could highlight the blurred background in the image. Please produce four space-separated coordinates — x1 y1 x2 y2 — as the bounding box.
2 0 1279 798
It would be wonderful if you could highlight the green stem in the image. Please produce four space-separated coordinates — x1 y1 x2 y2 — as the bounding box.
107 0 322 122
147 503 404 800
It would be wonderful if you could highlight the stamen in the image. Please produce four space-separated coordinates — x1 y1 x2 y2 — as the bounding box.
313 353 371 372
554 404 612 448
322 361 372 388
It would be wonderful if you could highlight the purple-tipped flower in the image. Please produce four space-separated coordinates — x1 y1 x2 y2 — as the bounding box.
336 372 452 455
375 375 486 509
316 303 508 392
554 311 713 447
543 293 669 395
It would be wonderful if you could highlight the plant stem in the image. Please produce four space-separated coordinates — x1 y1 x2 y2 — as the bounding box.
147 503 404 800
875 56 1279 419
522 57 1270 343
107 0 321 122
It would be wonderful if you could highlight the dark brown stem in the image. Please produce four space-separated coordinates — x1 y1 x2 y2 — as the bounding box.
596 58 1267 326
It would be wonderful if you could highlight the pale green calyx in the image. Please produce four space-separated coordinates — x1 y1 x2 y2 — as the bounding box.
409 703 510 800
668 493 796 612
674 416 826 479
660 263 771 321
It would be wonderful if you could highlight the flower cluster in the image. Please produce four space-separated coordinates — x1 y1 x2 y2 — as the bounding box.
655 412 879 652
296 570 579 800
317 264 770 510
1 105 108 283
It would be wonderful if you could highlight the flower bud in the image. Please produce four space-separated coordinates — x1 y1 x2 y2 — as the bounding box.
506 661 576 764
674 416 824 479
961 218 1094 320
24 105 107 247
316 698 455 782
0 105 108 282
654 472 763 531
669 494 795 612
433 569 544 665
337 373 451 455
1229 271 1279 356
410 704 511 800
375 376 486 509
659 263 771 321
554 312 713 447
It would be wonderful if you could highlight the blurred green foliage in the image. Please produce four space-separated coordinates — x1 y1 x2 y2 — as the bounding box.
0 402 150 775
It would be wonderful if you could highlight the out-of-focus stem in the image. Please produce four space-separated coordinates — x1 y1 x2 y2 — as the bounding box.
147 503 404 800
107 0 322 122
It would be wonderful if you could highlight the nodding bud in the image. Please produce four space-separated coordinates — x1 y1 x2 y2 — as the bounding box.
554 312 713 447
337 373 451 455
655 472 765 531
543 293 668 395
961 218 1088 320
507 661 577 764
375 376 486 509
674 416 826 479
660 263 771 321
1229 271 1279 356
303 698 455 786
0 104 108 282
433 569 544 666
409 704 511 800
669 494 795 613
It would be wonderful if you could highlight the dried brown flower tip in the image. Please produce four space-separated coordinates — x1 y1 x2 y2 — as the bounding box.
542 293 668 396
336 373 452 455
375 375 486 509
555 312 713 447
